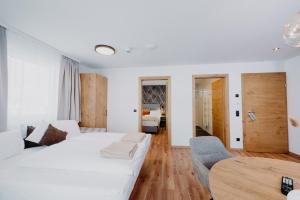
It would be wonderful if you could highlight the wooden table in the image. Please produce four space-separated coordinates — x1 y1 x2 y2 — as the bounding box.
209 157 300 200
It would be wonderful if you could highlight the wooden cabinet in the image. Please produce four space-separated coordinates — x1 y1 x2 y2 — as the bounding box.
79 73 107 128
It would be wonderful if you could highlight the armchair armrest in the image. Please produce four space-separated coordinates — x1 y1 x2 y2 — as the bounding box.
191 153 210 190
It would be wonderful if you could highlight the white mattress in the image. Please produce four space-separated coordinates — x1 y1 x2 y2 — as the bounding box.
0 132 151 200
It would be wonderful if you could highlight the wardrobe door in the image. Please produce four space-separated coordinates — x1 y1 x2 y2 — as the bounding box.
80 74 97 127
80 73 107 128
95 75 107 128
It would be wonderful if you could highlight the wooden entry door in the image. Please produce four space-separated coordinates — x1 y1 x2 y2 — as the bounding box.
242 73 288 153
212 78 226 144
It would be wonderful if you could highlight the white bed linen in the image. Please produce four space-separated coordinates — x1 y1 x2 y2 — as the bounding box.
143 115 160 126
142 119 160 126
0 165 131 199
0 130 24 160
0 146 45 167
0 166 133 200
19 132 151 176
142 109 161 127
0 133 152 200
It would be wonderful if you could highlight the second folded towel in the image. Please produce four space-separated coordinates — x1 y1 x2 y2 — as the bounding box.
101 142 138 160
122 132 146 143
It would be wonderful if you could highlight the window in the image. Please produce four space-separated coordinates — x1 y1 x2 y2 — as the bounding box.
7 31 60 129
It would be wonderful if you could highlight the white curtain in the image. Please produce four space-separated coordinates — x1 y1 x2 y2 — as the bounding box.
196 89 213 134
201 90 211 132
7 30 60 129
0 26 7 131
57 56 80 121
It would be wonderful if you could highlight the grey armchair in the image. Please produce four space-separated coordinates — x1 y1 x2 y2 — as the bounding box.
190 136 232 190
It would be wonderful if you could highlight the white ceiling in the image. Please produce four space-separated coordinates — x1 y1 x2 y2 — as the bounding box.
0 0 300 68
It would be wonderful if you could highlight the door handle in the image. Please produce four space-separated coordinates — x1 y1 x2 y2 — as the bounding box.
248 112 256 121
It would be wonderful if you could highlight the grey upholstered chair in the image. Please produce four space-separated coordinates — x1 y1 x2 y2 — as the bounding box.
190 136 232 191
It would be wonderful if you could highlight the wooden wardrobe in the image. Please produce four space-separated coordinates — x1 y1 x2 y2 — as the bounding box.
79 73 107 128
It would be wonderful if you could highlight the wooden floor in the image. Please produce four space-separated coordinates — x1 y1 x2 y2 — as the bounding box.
129 129 300 200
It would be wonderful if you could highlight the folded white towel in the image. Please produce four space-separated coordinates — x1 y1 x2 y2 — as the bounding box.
122 133 146 143
100 142 138 160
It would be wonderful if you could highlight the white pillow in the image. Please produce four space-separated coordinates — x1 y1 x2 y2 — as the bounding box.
0 130 24 160
25 121 49 143
51 120 81 138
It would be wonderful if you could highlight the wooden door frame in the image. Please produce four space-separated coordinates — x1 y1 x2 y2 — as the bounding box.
138 76 172 146
241 72 288 152
192 74 230 148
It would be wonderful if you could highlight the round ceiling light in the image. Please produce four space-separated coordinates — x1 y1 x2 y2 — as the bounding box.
283 11 300 47
95 45 115 55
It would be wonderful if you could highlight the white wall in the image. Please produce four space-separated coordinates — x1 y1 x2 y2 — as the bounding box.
283 55 300 155
81 61 282 148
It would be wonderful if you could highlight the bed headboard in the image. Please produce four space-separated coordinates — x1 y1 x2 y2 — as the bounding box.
143 104 161 110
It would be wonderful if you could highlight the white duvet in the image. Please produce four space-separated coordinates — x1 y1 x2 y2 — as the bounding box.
0 132 151 200
0 166 133 200
19 132 151 176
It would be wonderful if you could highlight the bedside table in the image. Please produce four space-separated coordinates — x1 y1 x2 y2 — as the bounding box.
160 116 166 128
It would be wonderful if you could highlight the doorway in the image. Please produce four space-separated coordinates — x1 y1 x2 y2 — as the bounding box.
192 75 230 148
242 72 288 153
138 76 171 146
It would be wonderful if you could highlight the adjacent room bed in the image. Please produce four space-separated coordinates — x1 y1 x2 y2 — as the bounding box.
0 121 151 200
142 104 162 134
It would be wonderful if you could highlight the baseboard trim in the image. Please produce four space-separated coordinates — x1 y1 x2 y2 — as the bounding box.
229 148 243 151
289 152 300 159
172 146 190 149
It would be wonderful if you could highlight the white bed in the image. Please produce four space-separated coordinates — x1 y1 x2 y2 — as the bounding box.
142 109 162 126
142 115 161 127
142 108 162 133
0 131 151 200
